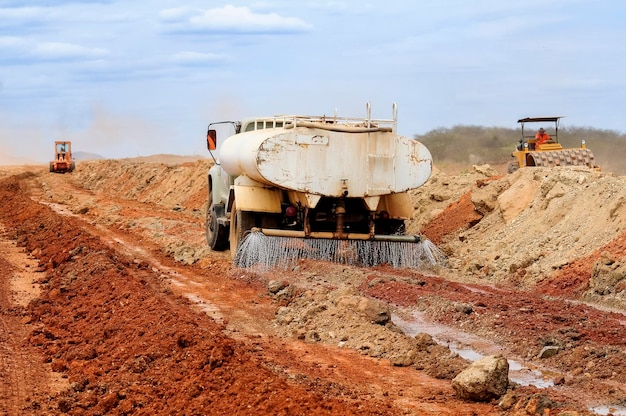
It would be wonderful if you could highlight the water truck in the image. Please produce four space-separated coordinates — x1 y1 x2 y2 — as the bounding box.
205 103 441 268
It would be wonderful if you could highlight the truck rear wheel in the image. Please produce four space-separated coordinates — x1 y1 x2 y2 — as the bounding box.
206 206 229 251
229 202 255 255
206 191 229 251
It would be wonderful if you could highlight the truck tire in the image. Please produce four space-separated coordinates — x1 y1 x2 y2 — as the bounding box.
229 202 255 255
206 204 229 251
49 162 54 172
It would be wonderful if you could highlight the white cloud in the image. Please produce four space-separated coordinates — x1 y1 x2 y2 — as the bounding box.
32 42 109 60
0 36 108 62
160 5 312 34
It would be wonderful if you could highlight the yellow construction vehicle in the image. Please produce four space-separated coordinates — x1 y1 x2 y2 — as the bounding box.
50 141 75 173
508 116 599 173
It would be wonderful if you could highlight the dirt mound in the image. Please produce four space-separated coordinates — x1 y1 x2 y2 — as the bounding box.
414 165 626 308
272 278 468 380
34 159 215 265
75 158 211 210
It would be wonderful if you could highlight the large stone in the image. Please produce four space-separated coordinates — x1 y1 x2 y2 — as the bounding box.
452 354 509 401
497 180 540 223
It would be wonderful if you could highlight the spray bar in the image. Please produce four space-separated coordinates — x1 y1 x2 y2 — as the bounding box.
251 227 421 243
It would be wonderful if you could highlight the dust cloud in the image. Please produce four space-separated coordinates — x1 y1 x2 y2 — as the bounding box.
0 104 188 164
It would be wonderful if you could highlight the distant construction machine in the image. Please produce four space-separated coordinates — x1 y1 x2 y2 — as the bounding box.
204 103 443 269
508 116 599 173
50 141 75 173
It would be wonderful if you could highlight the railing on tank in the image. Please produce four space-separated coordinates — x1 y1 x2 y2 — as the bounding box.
243 102 398 134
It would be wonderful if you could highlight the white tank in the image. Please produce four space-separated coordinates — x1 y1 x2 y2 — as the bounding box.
219 125 432 198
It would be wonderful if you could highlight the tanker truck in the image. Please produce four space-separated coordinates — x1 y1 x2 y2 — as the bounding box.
205 103 441 268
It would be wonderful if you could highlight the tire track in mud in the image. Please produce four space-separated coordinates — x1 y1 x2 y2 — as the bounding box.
0 227 66 415
0 256 29 415
0 312 28 414
0 232 26 413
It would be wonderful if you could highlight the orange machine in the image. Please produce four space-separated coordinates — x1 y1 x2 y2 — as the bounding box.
508 116 599 173
49 141 75 173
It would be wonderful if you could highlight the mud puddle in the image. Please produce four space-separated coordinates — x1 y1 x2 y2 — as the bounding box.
393 310 626 415
591 405 626 416
392 310 560 388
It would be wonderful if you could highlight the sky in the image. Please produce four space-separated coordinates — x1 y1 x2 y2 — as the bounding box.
1 0 625 163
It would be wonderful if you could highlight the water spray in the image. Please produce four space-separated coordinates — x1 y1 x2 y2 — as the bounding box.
233 229 447 270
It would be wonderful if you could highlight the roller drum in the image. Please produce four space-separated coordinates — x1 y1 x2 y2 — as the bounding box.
528 148 596 168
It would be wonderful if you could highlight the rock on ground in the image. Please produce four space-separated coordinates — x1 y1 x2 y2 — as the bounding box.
451 354 509 402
